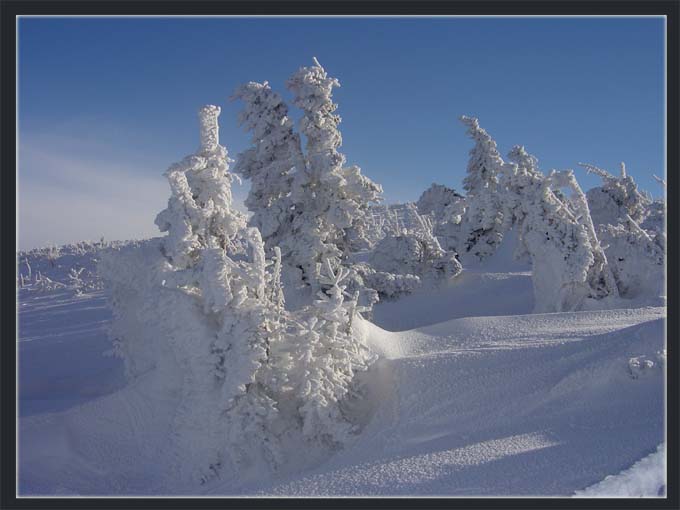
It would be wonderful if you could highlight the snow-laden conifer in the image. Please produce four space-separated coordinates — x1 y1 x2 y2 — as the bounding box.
458 116 506 260
500 147 618 311
284 58 383 286
579 162 651 227
101 106 285 483
282 260 376 445
232 81 305 245
416 183 464 222
577 162 664 300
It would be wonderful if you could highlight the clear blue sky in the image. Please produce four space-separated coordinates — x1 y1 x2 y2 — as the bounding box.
18 16 665 250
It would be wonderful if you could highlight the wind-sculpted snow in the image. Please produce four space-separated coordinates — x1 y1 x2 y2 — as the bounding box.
249 311 664 496
18 268 665 495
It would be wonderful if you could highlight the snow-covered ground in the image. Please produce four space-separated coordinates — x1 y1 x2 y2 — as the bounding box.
574 443 666 497
17 247 666 497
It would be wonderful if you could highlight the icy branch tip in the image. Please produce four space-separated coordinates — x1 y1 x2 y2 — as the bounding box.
459 115 478 127
198 105 221 150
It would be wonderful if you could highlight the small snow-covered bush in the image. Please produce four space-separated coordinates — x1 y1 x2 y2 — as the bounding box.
364 205 462 298
17 241 111 295
359 269 421 300
276 261 376 446
416 183 464 222
31 272 66 292
579 162 665 301
580 162 650 227
370 232 460 281
598 217 664 299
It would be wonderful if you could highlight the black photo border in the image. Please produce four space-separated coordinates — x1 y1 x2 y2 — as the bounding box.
1 1 678 509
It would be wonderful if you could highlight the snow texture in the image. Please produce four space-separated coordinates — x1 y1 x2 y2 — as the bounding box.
574 443 666 497
19 242 666 495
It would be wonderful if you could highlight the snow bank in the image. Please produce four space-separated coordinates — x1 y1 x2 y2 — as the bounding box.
574 443 666 497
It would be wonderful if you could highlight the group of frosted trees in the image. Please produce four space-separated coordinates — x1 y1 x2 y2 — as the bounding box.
232 59 460 303
100 59 665 484
425 116 665 311
101 95 375 484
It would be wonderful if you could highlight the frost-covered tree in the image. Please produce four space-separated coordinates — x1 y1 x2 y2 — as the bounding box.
282 58 383 287
234 60 382 292
232 81 306 247
458 116 506 261
597 216 664 299
580 162 651 227
499 147 618 312
416 183 464 222
278 261 376 445
102 106 285 483
577 162 664 300
101 104 379 483
154 105 246 269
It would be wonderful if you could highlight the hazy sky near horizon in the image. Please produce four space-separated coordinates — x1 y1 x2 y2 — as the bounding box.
18 16 665 250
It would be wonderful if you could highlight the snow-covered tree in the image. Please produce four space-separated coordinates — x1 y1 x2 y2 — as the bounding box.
282 58 383 287
458 116 506 261
154 105 246 269
233 60 383 293
580 162 651 227
499 147 618 312
102 105 285 483
279 260 376 446
577 162 664 300
101 104 379 483
416 183 464 222
232 81 306 247
597 216 664 299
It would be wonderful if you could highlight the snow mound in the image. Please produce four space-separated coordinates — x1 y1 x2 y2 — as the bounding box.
574 443 666 497
19 282 665 496
372 270 534 331
253 311 664 496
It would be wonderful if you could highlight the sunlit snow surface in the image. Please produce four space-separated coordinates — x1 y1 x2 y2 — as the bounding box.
17 248 666 496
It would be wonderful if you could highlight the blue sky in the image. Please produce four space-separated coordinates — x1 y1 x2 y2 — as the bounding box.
18 16 665 250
